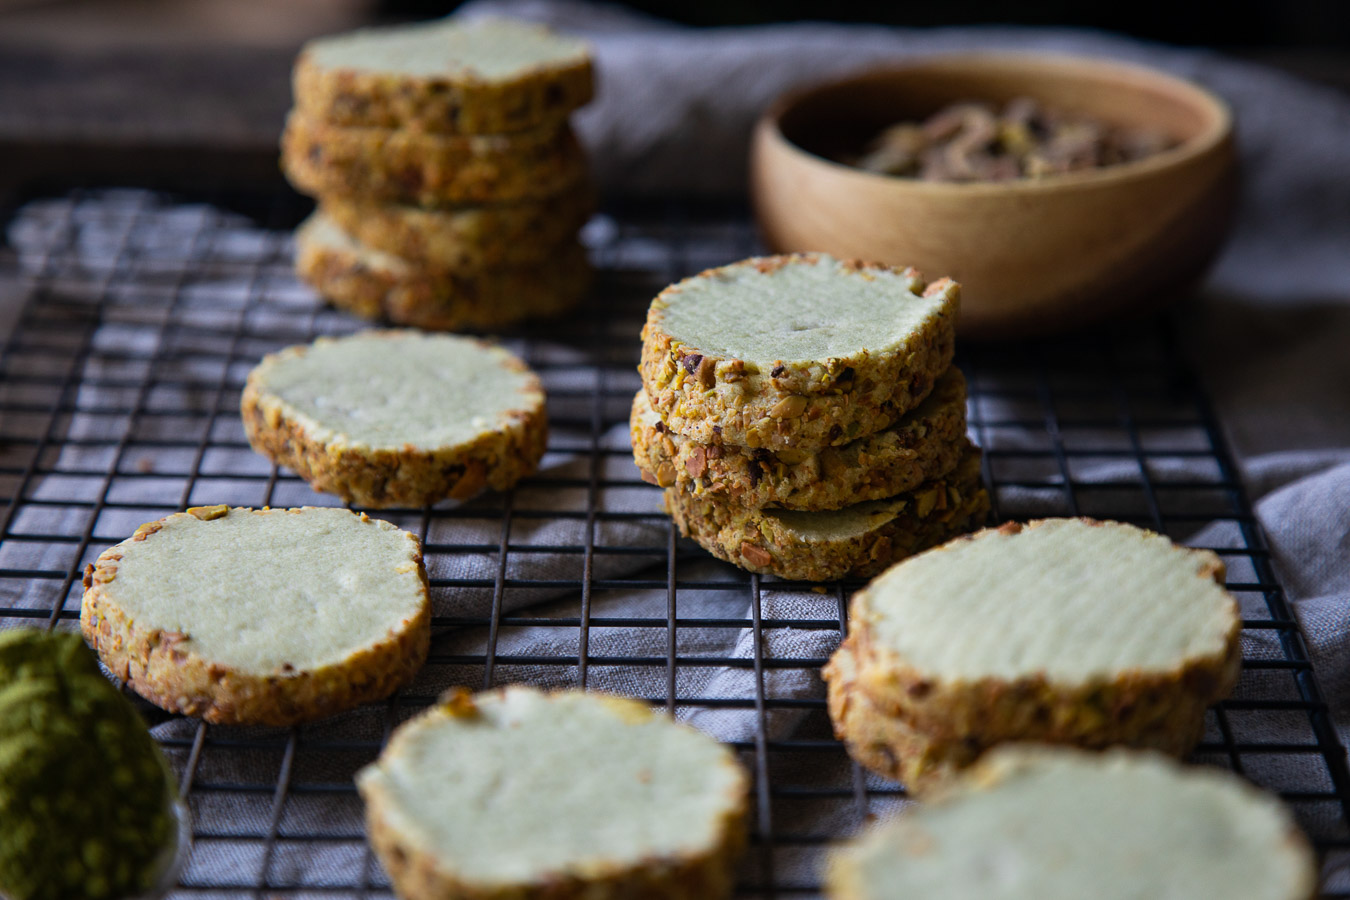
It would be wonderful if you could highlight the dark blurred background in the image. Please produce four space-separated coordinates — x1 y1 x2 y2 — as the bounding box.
0 0 1345 200
390 0 1350 48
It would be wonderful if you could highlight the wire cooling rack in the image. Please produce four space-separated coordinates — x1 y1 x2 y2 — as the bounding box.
0 188 1347 898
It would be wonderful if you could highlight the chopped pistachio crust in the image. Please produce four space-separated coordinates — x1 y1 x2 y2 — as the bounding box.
294 214 590 331
847 518 1243 735
80 507 431 726
632 368 967 511
292 18 593 135
664 444 988 581
368 812 746 900
359 687 749 900
241 331 548 508
319 186 595 271
828 628 1240 792
639 254 958 451
282 114 588 206
824 636 976 791
822 518 1243 789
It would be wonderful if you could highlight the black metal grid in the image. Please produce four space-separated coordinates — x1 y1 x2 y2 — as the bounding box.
0 188 1347 898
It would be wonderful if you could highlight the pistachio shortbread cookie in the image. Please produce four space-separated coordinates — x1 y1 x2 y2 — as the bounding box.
665 443 987 581
242 330 547 508
282 114 587 206
81 506 430 726
357 687 749 900
633 367 967 510
294 213 589 331
825 746 1316 900
640 254 958 451
293 17 593 135
320 185 595 271
825 518 1242 787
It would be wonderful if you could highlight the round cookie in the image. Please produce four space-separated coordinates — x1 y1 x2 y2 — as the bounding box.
241 330 547 508
826 518 1242 787
80 506 431 726
319 185 595 271
357 686 749 900
281 114 587 206
825 746 1317 900
294 213 590 332
633 367 968 511
293 17 593 135
639 254 958 451
664 442 988 582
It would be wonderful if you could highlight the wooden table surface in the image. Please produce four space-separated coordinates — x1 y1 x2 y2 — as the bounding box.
0 0 370 202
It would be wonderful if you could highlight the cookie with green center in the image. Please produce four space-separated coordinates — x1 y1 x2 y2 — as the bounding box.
824 517 1242 788
825 746 1315 900
282 113 587 206
639 254 958 452
319 184 595 272
80 506 431 726
242 330 548 508
294 213 590 332
293 17 593 135
633 367 967 511
357 686 749 900
664 442 987 581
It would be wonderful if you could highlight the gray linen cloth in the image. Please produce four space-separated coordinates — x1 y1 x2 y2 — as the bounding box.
2 4 1349 891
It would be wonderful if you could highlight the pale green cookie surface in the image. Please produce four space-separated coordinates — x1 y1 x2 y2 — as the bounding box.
832 747 1314 900
771 500 911 542
656 256 946 365
859 518 1237 682
358 688 746 885
100 507 425 674
306 17 589 81
250 330 541 452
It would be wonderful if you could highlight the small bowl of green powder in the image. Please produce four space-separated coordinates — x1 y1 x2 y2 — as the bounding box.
0 629 189 900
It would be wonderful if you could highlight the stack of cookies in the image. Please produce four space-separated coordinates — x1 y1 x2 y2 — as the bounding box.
281 17 595 331
823 518 1243 791
633 253 990 582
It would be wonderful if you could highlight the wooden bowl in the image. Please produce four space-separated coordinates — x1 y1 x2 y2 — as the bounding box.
750 54 1237 338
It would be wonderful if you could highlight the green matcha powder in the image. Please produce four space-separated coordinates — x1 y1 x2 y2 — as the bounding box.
0 629 175 900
